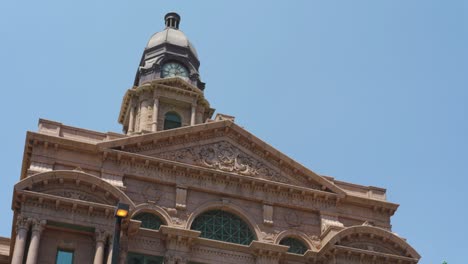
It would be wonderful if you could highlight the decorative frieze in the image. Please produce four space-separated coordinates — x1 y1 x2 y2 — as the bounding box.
119 159 336 210
191 246 255 264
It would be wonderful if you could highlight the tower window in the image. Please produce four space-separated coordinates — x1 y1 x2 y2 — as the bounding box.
164 112 182 130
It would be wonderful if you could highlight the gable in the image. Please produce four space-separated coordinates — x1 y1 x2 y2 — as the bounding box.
123 142 333 193
99 121 344 195
148 139 322 187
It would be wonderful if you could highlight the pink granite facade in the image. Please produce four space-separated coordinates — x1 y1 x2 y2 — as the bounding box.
7 12 419 264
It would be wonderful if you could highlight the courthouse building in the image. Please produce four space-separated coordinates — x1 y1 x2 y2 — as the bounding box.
5 13 420 264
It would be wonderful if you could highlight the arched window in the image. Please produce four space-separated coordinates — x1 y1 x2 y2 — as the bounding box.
190 210 255 245
279 237 308 255
132 212 163 230
164 112 181 130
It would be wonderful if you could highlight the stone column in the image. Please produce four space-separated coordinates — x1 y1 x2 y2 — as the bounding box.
152 97 159 132
128 105 135 134
25 219 46 264
11 216 30 264
106 239 113 264
190 104 196 126
93 230 107 264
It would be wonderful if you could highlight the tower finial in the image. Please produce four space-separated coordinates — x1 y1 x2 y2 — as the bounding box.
165 12 181 30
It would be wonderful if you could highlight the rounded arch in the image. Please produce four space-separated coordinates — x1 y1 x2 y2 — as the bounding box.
163 111 182 130
322 226 420 259
130 203 172 227
274 230 314 250
279 237 309 255
186 201 261 242
15 170 135 208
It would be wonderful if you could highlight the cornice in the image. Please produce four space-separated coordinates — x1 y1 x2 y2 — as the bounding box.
23 122 399 212
99 120 346 196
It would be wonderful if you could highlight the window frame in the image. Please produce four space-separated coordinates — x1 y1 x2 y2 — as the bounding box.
190 210 255 245
163 111 182 130
55 248 74 264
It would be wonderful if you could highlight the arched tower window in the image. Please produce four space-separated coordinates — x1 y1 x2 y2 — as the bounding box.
132 212 163 230
190 210 255 245
164 112 182 130
279 237 308 255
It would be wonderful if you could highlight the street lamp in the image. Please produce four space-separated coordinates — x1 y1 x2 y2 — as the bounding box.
111 202 129 264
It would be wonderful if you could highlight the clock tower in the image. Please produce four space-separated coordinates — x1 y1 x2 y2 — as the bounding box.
118 12 214 135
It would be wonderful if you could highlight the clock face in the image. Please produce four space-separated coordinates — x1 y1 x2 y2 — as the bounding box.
161 62 189 78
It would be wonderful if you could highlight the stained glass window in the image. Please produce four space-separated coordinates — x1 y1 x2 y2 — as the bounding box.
132 212 163 230
56 249 74 264
279 237 308 255
164 112 181 130
190 210 255 245
127 252 164 264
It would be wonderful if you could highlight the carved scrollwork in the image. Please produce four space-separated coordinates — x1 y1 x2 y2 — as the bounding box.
155 141 290 184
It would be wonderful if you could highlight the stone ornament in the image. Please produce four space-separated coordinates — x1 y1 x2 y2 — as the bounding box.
155 141 290 184
15 215 30 231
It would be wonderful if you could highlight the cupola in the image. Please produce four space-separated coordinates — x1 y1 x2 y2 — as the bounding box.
119 13 214 135
134 12 204 90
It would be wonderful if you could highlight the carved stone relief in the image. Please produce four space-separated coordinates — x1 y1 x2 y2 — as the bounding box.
341 238 405 256
33 183 116 205
152 141 305 186
143 185 161 203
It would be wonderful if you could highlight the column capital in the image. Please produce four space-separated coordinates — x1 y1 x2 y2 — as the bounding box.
95 229 108 243
30 219 46 233
15 215 30 232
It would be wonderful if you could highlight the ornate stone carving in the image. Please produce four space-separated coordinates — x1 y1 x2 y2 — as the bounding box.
30 219 46 233
154 141 290 184
95 229 108 243
320 214 344 233
16 215 30 232
260 231 276 242
285 212 301 227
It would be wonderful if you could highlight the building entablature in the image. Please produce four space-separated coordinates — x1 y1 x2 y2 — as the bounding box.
123 225 420 264
23 121 399 215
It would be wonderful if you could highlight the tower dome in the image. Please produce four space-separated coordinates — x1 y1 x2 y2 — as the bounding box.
134 12 203 89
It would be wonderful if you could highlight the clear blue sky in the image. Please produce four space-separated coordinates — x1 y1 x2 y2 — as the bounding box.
1 1 466 263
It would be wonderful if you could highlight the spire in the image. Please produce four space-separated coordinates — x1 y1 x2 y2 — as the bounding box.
165 12 181 29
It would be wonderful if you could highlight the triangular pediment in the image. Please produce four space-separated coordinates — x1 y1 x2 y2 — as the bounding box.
145 139 320 187
98 121 344 195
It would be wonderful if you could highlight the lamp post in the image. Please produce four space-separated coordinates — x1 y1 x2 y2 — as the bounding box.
111 202 129 264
